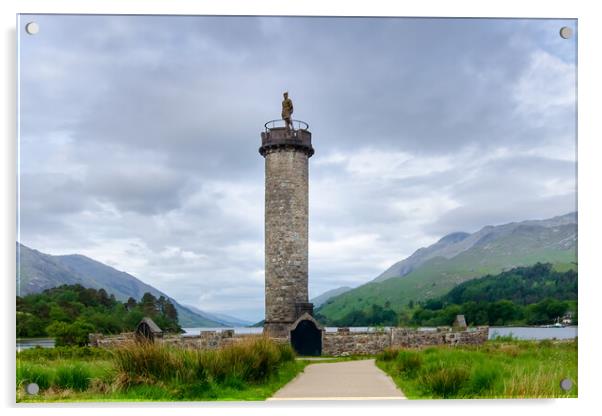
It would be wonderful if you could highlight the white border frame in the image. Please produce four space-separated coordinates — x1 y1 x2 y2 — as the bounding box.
3 1 600 415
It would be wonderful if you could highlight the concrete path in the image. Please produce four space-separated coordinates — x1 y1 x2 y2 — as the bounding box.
268 359 405 400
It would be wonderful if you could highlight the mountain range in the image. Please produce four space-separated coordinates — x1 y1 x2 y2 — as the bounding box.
182 304 252 327
17 212 578 327
311 286 352 308
316 212 577 322
16 243 245 327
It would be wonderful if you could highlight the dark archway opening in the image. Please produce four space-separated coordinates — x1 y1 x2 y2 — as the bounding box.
291 319 322 356
136 321 154 342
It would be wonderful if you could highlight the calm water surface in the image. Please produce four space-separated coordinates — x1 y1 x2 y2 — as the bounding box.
17 338 55 350
488 326 577 340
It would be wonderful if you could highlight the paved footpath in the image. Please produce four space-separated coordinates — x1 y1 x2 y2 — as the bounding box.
268 359 405 400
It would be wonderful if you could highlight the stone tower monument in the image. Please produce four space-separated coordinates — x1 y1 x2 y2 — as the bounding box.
259 117 314 338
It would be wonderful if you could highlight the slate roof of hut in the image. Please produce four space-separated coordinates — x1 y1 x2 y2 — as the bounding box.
138 317 163 333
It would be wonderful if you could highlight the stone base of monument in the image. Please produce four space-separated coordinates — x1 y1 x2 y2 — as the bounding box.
263 321 295 339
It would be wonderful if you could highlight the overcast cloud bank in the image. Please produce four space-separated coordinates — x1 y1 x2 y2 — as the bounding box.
19 16 576 321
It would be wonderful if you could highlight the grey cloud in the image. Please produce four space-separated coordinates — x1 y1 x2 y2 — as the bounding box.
425 195 576 238
18 15 576 320
85 165 186 215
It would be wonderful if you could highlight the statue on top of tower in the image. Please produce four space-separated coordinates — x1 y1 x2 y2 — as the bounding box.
281 91 294 132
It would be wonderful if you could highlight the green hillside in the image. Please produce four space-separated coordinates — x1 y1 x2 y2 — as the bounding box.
410 263 577 327
17 284 182 344
317 219 577 322
17 243 223 327
440 262 577 306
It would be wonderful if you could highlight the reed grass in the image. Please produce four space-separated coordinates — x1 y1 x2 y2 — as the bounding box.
376 339 577 399
16 362 53 391
112 336 292 387
17 336 302 402
54 363 92 391
16 359 111 395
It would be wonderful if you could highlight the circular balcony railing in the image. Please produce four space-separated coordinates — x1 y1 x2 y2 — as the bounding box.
260 119 313 158
264 119 309 132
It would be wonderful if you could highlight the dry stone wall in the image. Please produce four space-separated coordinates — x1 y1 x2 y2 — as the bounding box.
89 330 256 350
322 326 489 356
323 329 390 356
90 326 489 356
390 327 489 348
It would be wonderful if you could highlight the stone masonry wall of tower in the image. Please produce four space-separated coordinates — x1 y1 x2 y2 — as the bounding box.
264 148 309 329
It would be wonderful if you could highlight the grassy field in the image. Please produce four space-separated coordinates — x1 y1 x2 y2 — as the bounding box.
17 338 578 401
16 338 309 402
376 338 578 399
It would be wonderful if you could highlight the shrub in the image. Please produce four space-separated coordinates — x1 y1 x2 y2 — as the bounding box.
46 320 95 347
112 341 175 384
467 365 500 394
419 364 470 398
395 351 423 376
55 363 92 391
277 342 296 363
206 337 283 383
199 350 227 383
244 337 282 382
18 346 111 361
174 348 204 385
112 337 291 390
16 363 52 391
378 348 398 362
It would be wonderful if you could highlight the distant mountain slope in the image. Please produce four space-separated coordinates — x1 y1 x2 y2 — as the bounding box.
374 232 471 282
317 213 577 322
183 304 253 327
374 212 577 283
16 243 223 327
311 286 353 308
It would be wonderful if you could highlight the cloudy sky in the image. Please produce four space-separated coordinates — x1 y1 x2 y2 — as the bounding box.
18 15 576 321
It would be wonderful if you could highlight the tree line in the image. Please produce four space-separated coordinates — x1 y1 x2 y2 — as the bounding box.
316 263 577 327
17 284 182 345
407 263 577 326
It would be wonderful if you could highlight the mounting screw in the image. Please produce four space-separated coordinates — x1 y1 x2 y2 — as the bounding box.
25 22 39 35
559 26 573 39
560 378 573 391
25 382 39 395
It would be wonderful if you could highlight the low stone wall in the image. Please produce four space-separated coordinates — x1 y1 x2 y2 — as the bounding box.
90 326 489 356
89 330 258 350
89 332 136 348
322 326 489 356
391 326 489 348
322 328 390 356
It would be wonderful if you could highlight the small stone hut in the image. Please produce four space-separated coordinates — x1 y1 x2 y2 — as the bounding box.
135 317 163 342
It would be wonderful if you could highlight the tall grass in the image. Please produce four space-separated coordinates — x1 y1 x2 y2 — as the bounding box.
112 337 295 389
55 363 92 391
376 339 577 399
395 351 423 376
17 337 301 401
16 360 106 394
17 362 53 390
419 363 470 398
18 346 112 361
468 365 500 394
